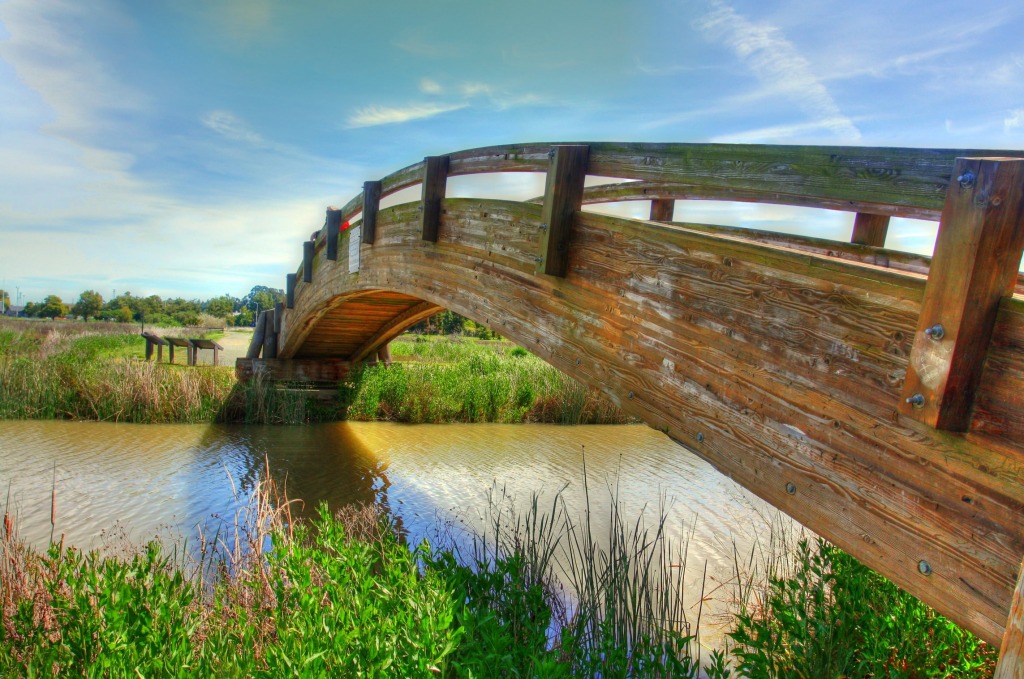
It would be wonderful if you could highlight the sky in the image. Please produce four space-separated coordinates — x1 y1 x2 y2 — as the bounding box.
1 0 1023 305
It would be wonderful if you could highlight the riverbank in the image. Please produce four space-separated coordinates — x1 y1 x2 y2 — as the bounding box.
0 320 631 425
0 477 997 677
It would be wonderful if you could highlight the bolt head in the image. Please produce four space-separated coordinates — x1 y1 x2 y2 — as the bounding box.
918 560 932 576
786 482 796 495
696 432 704 443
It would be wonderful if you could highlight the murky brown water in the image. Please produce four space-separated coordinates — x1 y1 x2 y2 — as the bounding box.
0 420 796 644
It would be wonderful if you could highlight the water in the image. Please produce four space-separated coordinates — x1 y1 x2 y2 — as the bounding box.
0 419 797 644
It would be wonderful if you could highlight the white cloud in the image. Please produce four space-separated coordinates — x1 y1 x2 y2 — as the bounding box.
460 82 492 97
1005 108 1024 133
419 78 443 94
699 0 861 142
201 110 266 145
346 103 468 128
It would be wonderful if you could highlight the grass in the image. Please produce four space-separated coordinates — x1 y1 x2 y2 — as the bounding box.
0 321 631 426
343 335 630 425
1 462 999 677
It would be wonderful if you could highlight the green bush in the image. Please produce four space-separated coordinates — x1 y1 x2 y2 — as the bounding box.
727 538 997 678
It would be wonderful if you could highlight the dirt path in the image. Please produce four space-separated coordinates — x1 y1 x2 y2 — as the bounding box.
193 328 253 366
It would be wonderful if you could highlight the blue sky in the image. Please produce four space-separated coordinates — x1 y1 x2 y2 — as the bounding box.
1 0 1022 304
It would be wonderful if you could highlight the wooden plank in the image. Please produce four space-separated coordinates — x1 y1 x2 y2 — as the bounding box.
274 302 284 333
235 358 351 383
326 208 342 261
997 557 1024 678
362 180 382 244
900 158 1024 431
286 273 296 309
649 198 674 222
557 180 944 221
421 155 449 242
538 145 589 277
303 241 314 283
851 212 890 247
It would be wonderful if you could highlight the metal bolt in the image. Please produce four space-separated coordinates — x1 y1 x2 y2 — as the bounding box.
534 256 544 264
548 149 556 159
696 432 704 443
538 223 548 231
918 560 932 576
786 482 796 495
627 391 634 399
906 393 925 408
576 358 581 365
957 171 976 189
923 324 945 340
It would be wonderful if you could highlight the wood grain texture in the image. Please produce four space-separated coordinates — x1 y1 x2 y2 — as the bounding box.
900 158 1024 430
276 196 1024 645
236 358 351 383
996 557 1024 678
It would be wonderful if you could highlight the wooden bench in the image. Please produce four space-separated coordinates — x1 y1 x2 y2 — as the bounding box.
165 337 192 365
140 332 167 362
188 338 224 366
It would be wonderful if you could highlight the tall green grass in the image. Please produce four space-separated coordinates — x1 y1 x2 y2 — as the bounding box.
345 336 630 424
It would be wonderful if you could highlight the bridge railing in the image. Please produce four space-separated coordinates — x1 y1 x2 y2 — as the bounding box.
294 141 1024 301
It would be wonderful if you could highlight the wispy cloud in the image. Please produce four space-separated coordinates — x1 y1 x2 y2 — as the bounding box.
699 0 861 142
1006 109 1024 133
710 117 866 144
201 110 266 145
346 103 468 128
419 78 443 94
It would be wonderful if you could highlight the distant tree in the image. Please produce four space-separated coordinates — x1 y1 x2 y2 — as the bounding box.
37 295 69 319
240 285 284 314
0 289 10 310
235 307 255 327
115 306 133 323
204 295 236 319
72 290 104 320
22 301 39 317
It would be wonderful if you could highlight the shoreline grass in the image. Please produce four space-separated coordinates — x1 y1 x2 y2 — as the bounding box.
0 471 998 677
0 320 632 426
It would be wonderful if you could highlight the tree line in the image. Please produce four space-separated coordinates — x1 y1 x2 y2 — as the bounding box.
10 286 285 327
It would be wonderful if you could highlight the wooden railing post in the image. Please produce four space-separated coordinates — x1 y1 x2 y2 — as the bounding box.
421 156 449 242
303 240 314 283
537 145 589 277
326 208 342 261
362 180 382 245
286 273 296 309
899 157 1024 430
263 309 277 359
851 212 890 247
650 198 674 222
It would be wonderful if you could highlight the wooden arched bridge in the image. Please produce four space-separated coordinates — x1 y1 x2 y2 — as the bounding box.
237 141 1024 659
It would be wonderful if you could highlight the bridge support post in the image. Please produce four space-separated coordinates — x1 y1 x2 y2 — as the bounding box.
421 155 449 242
649 198 674 222
537 145 589 277
303 241 314 283
286 273 296 309
851 212 890 247
899 157 1024 430
362 180 382 244
326 208 342 261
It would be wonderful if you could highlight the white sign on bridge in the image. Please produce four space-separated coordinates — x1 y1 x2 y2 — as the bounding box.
348 225 360 273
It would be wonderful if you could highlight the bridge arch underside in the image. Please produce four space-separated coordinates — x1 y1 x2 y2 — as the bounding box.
279 197 1024 645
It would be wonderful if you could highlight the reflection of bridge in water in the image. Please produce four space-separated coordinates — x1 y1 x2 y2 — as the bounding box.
236 141 1024 661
